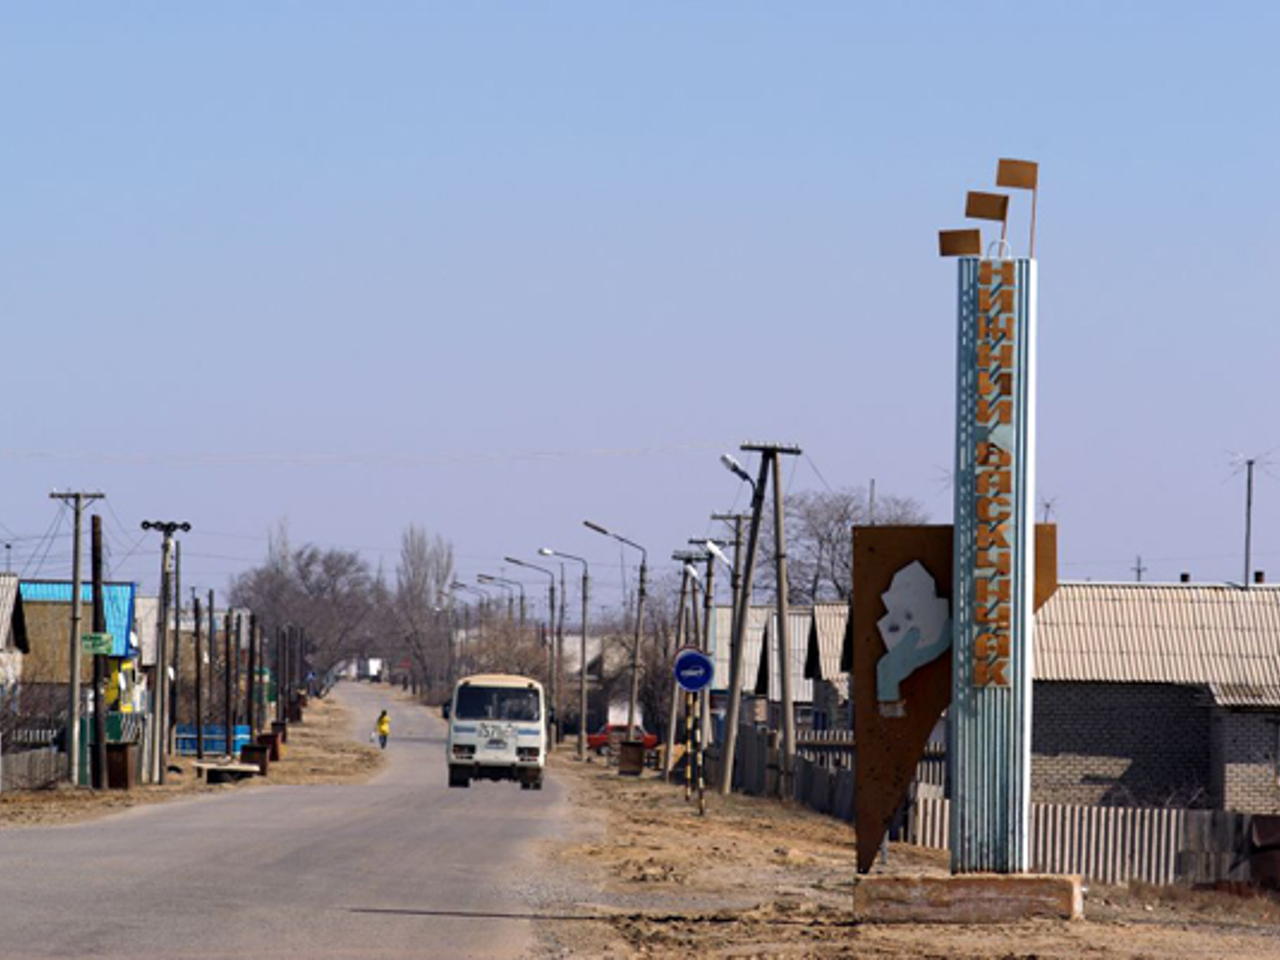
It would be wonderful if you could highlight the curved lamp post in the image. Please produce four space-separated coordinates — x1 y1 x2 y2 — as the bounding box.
506 556 559 741
717 450 771 796
583 520 648 733
542 547 589 760
476 575 516 624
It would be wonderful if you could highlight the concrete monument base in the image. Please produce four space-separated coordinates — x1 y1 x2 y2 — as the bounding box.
853 873 1083 923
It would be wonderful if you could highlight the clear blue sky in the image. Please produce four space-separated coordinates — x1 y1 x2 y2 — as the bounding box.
2 3 1276 605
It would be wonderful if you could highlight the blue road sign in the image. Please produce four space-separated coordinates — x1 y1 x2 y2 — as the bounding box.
673 647 714 693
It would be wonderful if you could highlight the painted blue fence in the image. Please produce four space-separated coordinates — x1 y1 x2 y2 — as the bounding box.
175 724 251 756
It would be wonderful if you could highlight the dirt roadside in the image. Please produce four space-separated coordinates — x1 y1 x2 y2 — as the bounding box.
535 750 1280 958
0 693 383 828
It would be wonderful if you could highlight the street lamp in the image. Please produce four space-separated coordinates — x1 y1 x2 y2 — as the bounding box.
583 520 648 733
720 453 756 489
476 575 514 623
542 546 590 760
478 574 525 628
717 449 771 796
506 556 559 741
452 580 488 646
704 540 731 570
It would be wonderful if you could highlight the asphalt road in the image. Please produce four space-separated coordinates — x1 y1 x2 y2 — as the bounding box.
0 682 573 959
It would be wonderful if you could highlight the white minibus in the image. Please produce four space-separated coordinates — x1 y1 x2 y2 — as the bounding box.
445 674 546 790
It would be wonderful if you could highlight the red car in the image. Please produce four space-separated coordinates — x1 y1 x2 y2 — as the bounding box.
587 723 659 754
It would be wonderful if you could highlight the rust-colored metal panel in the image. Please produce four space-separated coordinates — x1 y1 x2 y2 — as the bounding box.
938 229 982 257
1034 523 1058 611
853 523 1058 873
854 525 954 874
996 158 1039 190
965 191 1009 222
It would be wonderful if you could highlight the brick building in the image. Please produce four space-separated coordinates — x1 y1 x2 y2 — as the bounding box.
1033 581 1280 813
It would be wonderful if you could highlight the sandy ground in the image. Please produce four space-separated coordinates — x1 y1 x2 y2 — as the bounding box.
0 693 383 827
534 750 1280 958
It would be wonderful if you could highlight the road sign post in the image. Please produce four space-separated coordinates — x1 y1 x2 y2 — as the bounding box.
673 647 714 694
673 647 713 815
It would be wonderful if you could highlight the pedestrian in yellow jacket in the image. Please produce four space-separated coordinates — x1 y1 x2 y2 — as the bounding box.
375 710 390 750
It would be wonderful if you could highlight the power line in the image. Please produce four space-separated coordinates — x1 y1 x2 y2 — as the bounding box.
23 503 67 578
0 440 730 469
804 453 836 494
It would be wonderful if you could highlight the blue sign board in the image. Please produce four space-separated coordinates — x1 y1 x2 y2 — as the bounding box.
673 647 714 693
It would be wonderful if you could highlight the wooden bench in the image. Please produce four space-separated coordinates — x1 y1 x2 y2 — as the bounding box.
194 761 261 785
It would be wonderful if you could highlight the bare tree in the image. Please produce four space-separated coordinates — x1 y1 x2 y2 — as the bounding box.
229 527 379 679
636 569 684 739
456 618 549 682
391 525 455 699
755 486 928 604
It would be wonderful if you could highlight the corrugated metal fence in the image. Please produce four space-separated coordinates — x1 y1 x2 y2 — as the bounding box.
903 795 1250 886
778 744 1252 887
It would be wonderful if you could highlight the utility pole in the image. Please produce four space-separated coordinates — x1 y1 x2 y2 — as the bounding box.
51 490 103 785
558 563 567 743
504 556 558 741
234 614 244 738
275 627 285 724
140 520 189 785
744 441 803 800
540 550 591 760
663 559 694 780
580 567 589 759
718 458 771 796
206 590 215 723
233 612 242 720
690 537 721 747
246 614 257 736
581 523 647 735
172 540 182 755
632 557 647 734
194 595 204 761
223 612 233 758
90 515 107 790
295 626 305 698
1133 555 1147 583
709 512 746 680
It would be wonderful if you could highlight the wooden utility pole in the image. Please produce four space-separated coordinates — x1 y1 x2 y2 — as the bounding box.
689 538 721 747
50 490 103 785
707 517 745 749
232 612 242 722
206 590 215 720
274 627 283 724
140 520 189 785
558 564 566 743
223 612 233 758
246 614 257 735
171 540 181 755
747 442 803 799
234 614 243 740
90 515 108 789
662 563 692 780
193 595 204 760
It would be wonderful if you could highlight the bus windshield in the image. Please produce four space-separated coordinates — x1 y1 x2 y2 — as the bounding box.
455 686 541 722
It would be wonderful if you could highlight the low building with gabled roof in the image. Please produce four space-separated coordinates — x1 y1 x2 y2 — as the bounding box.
1033 580 1280 813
